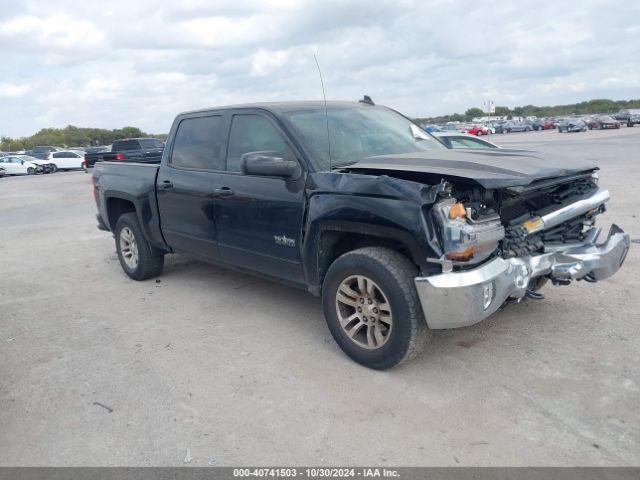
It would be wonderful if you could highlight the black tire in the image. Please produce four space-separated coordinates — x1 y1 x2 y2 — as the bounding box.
114 212 164 280
628 121 633 128
322 247 431 370
27 167 35 175
528 276 549 292
51 165 58 173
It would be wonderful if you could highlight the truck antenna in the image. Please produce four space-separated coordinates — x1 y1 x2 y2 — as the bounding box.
313 53 332 170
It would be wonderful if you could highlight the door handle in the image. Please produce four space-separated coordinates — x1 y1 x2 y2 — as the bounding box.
159 180 173 189
214 187 234 197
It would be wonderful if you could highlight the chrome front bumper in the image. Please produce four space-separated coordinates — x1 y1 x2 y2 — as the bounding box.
415 225 630 329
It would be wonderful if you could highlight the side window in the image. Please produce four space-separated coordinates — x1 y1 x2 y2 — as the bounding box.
226 115 288 172
53 152 64 158
171 115 224 170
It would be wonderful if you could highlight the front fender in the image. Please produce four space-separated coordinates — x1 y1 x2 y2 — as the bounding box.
301 174 443 291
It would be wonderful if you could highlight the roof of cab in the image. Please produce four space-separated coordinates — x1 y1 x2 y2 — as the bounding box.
179 100 380 117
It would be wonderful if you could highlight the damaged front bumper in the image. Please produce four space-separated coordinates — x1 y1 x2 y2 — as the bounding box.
415 225 630 329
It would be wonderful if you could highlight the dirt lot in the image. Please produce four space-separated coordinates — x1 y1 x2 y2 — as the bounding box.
1 127 639 466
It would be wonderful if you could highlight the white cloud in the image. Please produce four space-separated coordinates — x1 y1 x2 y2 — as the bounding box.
0 0 638 137
0 83 30 98
251 49 290 76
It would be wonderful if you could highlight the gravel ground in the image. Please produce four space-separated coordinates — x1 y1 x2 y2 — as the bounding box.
0 127 639 466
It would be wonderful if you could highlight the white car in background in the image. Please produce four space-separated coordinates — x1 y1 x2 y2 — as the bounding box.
433 132 501 149
0 155 42 175
44 150 85 171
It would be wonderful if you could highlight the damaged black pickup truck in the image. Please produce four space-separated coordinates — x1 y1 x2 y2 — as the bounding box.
92 100 630 369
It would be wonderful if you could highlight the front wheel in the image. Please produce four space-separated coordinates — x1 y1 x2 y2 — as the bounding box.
322 247 431 369
27 167 35 175
51 165 58 173
115 213 164 280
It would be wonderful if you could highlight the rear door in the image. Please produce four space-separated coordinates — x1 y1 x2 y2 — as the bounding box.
52 152 71 169
213 110 306 284
156 113 226 261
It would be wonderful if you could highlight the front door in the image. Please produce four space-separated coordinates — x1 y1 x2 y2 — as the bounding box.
156 113 226 262
214 111 306 284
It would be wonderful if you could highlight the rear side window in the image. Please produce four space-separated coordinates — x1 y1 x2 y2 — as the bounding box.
114 140 140 151
171 116 224 170
226 115 288 172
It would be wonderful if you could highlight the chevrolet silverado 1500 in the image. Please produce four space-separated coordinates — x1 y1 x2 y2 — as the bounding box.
92 100 630 369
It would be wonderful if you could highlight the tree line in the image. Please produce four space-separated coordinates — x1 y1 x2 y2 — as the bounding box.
0 125 167 152
413 98 640 124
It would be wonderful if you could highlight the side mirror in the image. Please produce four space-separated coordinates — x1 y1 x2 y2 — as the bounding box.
241 151 300 179
21 160 24 165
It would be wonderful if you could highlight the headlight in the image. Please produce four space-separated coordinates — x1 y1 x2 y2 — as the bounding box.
591 171 599 185
433 199 505 263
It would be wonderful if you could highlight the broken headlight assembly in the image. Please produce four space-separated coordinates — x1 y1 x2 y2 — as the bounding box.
433 198 505 264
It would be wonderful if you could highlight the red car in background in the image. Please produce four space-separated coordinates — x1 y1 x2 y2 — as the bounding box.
465 125 488 136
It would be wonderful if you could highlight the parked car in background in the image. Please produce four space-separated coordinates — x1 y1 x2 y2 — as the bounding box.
495 121 532 133
433 132 500 149
17 155 57 173
586 115 620 130
613 109 640 126
530 119 555 131
29 146 61 159
557 118 587 133
0 155 42 175
465 125 488 136
83 138 164 170
440 124 462 132
44 150 85 171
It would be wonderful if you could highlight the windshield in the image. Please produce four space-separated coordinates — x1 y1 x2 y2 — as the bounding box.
283 105 445 169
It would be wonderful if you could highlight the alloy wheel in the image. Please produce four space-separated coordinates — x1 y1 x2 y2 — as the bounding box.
119 227 139 269
335 275 393 350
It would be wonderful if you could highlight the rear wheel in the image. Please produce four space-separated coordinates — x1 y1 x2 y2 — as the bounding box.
322 247 430 369
115 213 164 280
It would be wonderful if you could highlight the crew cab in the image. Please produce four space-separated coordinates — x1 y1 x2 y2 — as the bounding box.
83 138 164 169
92 100 630 369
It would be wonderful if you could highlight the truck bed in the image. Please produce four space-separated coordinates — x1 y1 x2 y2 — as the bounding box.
93 161 167 251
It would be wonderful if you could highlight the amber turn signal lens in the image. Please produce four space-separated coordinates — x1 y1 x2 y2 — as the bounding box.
449 202 466 219
446 247 474 261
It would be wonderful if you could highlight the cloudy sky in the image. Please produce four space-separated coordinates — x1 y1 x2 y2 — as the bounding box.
0 0 638 137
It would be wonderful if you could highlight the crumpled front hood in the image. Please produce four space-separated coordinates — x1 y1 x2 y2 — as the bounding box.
345 148 597 188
